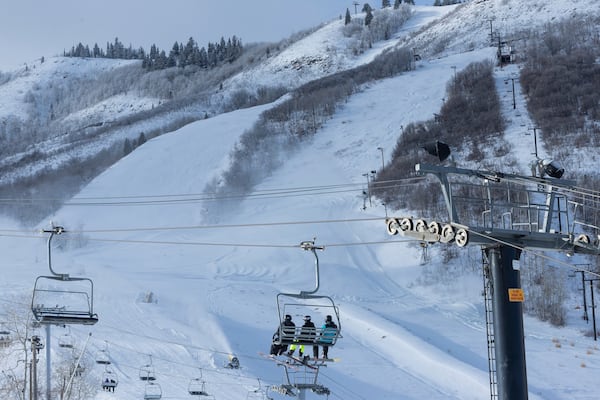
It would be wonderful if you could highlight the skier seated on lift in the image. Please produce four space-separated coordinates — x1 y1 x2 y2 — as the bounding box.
270 314 296 356
316 315 338 359
102 378 116 392
287 315 317 359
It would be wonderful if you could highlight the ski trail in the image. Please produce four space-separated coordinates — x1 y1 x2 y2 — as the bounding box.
339 303 490 400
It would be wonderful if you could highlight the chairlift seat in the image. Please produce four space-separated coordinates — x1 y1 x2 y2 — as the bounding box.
0 330 10 341
96 349 111 365
101 366 118 392
31 309 99 326
144 382 162 400
189 389 210 396
139 364 156 381
188 378 211 396
273 293 342 347
59 331 75 348
31 275 98 326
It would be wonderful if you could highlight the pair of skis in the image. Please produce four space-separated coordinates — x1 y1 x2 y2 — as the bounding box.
259 352 338 370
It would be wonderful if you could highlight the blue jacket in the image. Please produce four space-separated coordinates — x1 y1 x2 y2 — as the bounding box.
319 321 337 344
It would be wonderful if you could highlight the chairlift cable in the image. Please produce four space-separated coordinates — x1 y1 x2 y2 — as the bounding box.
0 216 387 236
0 177 425 206
79 236 417 248
67 217 386 233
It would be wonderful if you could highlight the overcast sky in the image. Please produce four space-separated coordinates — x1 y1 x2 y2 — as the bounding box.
0 0 360 71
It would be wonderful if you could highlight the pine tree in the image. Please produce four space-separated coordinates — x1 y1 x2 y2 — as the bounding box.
123 138 133 156
345 8 352 25
382 0 391 8
394 0 401 9
137 132 147 146
169 42 180 67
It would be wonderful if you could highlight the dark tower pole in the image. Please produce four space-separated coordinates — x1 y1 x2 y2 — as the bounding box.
486 245 528 400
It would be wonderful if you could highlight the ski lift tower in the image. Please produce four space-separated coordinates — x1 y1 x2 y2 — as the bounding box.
385 162 600 400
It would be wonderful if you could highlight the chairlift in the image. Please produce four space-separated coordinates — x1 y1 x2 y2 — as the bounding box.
31 227 98 326
273 240 342 350
188 378 209 396
188 368 213 396
95 342 111 365
101 366 118 392
74 363 85 377
246 378 271 400
139 355 157 381
0 323 10 347
144 381 162 400
58 326 74 348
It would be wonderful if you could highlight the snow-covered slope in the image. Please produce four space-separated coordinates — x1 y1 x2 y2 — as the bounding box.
1 2 600 400
399 0 600 59
0 57 146 121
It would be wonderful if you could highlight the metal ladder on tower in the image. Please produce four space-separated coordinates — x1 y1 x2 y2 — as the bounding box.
482 249 498 400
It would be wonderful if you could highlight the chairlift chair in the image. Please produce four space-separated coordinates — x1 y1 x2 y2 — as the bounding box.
0 324 10 347
139 354 156 380
58 326 74 348
30 227 98 326
31 276 98 325
95 349 111 365
246 378 270 400
95 342 111 365
101 366 118 392
144 381 162 400
74 363 85 377
139 364 157 381
273 240 342 350
188 378 210 396
275 294 341 348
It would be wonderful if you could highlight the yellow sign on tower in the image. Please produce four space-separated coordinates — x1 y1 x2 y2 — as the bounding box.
508 288 524 302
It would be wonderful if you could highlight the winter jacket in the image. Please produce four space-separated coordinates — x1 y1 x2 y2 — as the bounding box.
319 321 338 344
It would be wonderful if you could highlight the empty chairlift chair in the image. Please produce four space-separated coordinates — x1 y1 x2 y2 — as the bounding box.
188 369 215 398
58 327 74 348
144 381 162 400
95 342 111 365
188 378 209 396
139 355 157 381
31 227 98 326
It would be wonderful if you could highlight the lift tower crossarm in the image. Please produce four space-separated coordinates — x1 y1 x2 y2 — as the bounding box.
415 163 576 225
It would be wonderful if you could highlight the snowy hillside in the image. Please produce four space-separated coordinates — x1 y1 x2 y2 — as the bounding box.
2 1 600 400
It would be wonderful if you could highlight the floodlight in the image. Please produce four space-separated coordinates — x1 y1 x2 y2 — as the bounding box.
422 141 451 162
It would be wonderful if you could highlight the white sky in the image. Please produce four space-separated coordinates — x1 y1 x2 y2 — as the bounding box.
0 0 357 71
